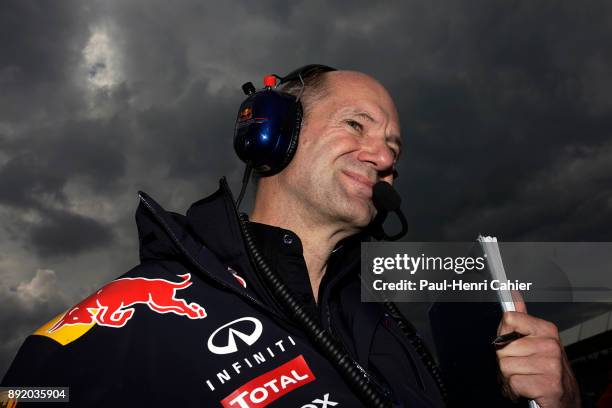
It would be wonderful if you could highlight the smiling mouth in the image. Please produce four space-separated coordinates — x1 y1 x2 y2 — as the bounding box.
342 170 376 195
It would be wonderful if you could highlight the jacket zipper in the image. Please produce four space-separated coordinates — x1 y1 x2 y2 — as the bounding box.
321 242 393 400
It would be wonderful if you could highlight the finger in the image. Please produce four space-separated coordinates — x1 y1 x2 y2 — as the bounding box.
497 311 559 338
511 290 527 313
505 374 563 404
497 336 563 361
498 355 562 377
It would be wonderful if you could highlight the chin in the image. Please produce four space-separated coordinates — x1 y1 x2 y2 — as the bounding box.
329 184 375 228
339 201 375 229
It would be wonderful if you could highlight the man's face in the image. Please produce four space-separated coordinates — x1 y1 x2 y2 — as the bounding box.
278 71 402 230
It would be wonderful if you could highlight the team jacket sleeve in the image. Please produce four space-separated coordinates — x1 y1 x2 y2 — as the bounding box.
2 329 135 408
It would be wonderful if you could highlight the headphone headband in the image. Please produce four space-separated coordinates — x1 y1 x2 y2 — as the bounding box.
280 64 337 85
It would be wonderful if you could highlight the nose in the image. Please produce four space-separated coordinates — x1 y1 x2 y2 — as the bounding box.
357 137 396 181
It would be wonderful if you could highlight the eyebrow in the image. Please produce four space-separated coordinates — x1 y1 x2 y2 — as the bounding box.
354 111 376 123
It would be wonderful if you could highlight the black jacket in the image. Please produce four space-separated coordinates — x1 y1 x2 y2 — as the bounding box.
2 179 445 408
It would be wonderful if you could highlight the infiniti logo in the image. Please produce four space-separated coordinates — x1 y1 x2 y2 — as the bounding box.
207 317 263 355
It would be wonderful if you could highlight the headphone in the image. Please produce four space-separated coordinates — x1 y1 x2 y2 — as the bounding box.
233 64 337 176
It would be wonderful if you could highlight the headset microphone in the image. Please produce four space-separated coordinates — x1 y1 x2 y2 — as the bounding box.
371 181 408 241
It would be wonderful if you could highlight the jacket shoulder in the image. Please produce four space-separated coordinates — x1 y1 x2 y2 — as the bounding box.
1 261 201 387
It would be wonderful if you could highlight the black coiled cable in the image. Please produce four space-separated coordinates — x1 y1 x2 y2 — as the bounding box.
383 302 448 402
237 213 392 408
371 181 447 402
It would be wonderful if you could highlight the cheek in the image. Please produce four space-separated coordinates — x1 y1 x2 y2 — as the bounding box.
290 126 359 179
306 132 358 161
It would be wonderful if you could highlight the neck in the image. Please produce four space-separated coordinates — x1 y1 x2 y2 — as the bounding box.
250 180 355 302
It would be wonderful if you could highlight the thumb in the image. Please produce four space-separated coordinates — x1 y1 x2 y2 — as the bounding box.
511 290 527 313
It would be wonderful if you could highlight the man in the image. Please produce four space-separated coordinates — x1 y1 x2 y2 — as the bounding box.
1 67 579 407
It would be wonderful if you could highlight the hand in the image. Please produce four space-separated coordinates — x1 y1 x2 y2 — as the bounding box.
495 294 581 407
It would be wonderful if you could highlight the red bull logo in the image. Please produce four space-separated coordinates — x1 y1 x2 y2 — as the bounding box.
34 273 206 345
0 390 18 408
239 107 253 122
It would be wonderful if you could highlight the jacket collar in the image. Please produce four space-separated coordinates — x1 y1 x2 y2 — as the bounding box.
136 178 291 318
184 178 247 265
135 177 245 266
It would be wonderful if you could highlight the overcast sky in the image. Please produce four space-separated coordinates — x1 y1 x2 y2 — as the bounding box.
2 1 612 376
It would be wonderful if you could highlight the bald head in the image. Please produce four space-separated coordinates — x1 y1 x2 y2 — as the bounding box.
324 71 400 125
280 70 399 129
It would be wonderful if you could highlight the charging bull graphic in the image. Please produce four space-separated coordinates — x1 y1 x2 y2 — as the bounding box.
34 273 206 345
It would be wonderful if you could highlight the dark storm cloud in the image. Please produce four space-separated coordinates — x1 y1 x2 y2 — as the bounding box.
27 207 114 257
384 2 612 241
0 118 127 207
0 117 125 257
135 79 239 180
0 0 91 123
0 270 69 378
0 1 79 80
